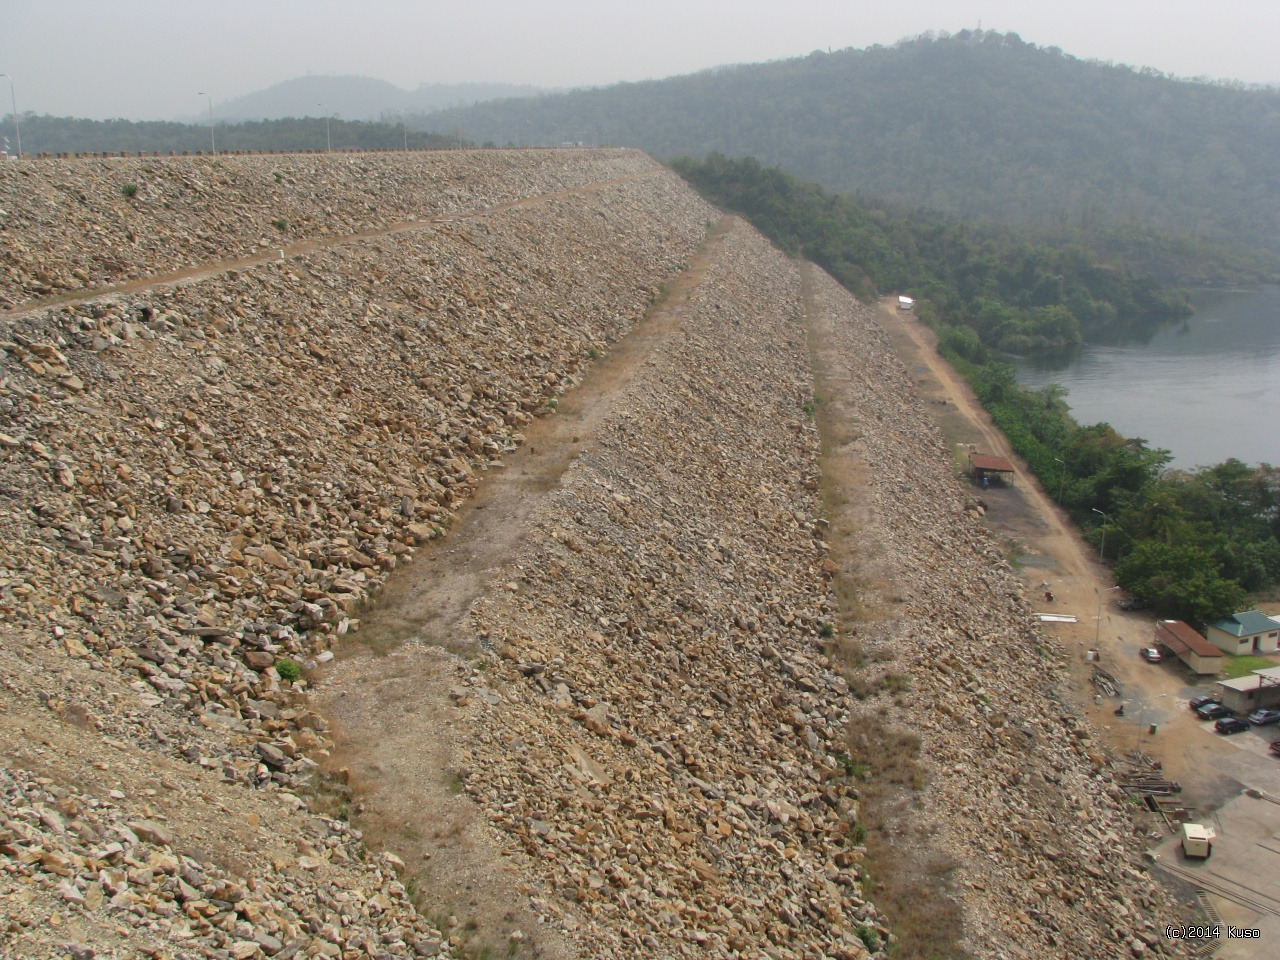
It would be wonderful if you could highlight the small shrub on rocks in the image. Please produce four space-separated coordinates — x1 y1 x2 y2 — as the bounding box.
274 657 301 682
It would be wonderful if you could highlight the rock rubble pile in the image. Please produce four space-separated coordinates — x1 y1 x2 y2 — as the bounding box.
438 224 885 959
803 268 1188 959
0 148 656 307
1 757 442 959
0 149 709 958
0 145 1190 960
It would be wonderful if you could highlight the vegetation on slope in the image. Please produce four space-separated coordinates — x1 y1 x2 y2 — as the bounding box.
426 30 1280 261
673 154 1280 627
672 153 1190 352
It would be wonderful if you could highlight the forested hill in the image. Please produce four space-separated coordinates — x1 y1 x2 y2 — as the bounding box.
424 30 1280 256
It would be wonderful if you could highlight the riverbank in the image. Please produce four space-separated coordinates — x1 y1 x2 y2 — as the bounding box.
1014 285 1280 469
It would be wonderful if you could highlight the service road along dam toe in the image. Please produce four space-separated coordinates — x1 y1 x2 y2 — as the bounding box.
0 149 1192 959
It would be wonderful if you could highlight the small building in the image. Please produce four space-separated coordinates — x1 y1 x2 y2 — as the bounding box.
968 453 1015 487
1205 610 1280 656
1216 665 1280 714
897 295 914 311
1155 620 1224 676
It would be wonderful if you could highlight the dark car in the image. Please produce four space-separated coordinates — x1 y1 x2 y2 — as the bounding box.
1196 703 1232 721
1215 717 1250 735
1189 696 1221 711
1118 596 1149 611
1247 708 1280 726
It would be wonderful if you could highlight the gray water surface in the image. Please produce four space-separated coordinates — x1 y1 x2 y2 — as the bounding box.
1014 287 1280 469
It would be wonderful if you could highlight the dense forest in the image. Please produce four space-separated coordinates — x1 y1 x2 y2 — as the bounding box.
673 154 1280 627
7 115 462 155
426 31 1280 274
673 154 1191 352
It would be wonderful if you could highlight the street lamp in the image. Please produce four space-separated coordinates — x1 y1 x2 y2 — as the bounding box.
318 103 330 152
0 74 20 157
1054 457 1066 503
197 92 215 155
1095 585 1121 646
1092 507 1108 560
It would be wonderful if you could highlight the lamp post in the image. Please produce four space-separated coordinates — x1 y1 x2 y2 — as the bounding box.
1092 507 1108 561
1095 585 1121 646
1054 457 1066 504
197 92 215 155
318 103 330 152
0 74 20 157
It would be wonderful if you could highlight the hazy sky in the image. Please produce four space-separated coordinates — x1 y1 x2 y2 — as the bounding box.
3 0 1278 120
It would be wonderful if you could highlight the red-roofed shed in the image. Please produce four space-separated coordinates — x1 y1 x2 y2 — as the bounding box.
969 453 1015 486
1155 620 1223 676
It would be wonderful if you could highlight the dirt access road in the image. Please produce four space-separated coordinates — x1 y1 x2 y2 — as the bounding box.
876 298 1280 951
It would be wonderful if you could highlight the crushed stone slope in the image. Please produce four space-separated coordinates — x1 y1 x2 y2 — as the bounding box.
0 147 1189 960
803 265 1189 959
0 149 711 959
324 219 884 960
0 148 656 308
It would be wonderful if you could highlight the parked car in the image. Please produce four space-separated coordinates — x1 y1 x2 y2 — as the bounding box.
1215 717 1251 735
1189 696 1221 711
1141 647 1165 663
1196 703 1232 721
1247 708 1280 726
1271 740 1280 757
1118 596 1149 611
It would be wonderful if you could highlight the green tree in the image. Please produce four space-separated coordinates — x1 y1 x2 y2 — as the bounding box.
1115 541 1245 628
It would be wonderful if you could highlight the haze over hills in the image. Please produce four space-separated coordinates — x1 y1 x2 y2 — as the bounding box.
421 30 1280 256
205 74 546 123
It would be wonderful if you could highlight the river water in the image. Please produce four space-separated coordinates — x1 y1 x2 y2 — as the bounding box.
1014 286 1280 470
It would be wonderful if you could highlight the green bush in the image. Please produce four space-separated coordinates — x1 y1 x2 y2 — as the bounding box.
274 658 301 682
121 183 138 198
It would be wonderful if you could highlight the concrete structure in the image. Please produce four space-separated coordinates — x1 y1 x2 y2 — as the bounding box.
1154 619 1224 676
1217 665 1280 714
1206 609 1280 655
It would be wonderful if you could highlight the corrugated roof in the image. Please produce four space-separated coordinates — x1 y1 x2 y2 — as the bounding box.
1210 610 1280 638
1156 620 1223 658
1219 673 1280 692
969 453 1015 473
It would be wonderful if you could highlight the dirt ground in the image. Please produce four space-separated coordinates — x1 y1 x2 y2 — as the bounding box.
877 299 1280 953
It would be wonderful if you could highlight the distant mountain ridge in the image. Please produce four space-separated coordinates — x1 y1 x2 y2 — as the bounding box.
420 31 1280 255
208 75 547 122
